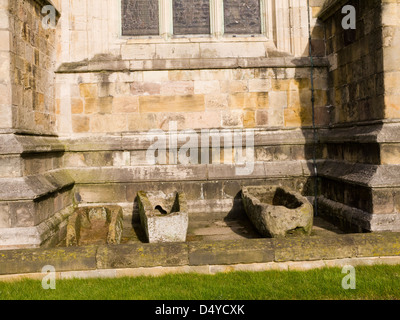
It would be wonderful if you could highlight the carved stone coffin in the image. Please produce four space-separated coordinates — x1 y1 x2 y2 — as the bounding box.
66 206 123 246
136 191 189 243
241 186 313 238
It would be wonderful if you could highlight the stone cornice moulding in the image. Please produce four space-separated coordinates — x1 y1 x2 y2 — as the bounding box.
32 0 61 16
56 56 329 73
0 170 74 201
0 134 65 155
318 0 350 21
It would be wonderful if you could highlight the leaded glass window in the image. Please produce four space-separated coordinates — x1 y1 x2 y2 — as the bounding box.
224 0 262 35
121 0 159 36
173 0 211 35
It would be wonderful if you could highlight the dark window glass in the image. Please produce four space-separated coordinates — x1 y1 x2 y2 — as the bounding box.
173 0 211 35
122 0 159 36
224 0 261 35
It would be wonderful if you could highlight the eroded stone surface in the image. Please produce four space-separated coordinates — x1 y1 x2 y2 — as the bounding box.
241 185 313 238
66 206 123 246
136 191 188 243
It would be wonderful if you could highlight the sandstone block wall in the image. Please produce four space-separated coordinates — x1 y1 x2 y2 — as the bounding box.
55 0 327 134
1 0 400 250
0 0 74 249
324 0 384 124
56 66 329 134
0 0 12 130
8 0 58 134
317 0 400 232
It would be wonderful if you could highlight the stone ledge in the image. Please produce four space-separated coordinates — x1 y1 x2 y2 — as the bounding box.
318 160 400 188
67 161 309 184
0 205 75 249
96 243 189 269
60 123 400 163
33 0 61 17
0 233 399 276
274 235 357 262
60 128 315 153
0 169 74 201
319 123 400 144
0 134 65 155
318 196 400 233
188 239 274 266
2 256 400 281
47 123 400 153
318 0 349 21
0 246 97 275
56 57 329 73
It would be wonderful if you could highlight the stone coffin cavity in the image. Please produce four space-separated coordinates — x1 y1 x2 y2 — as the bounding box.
241 186 313 238
66 206 123 246
136 191 188 243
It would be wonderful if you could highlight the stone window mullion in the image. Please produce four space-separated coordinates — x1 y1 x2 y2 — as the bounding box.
261 0 274 38
160 0 173 39
210 0 224 38
274 0 291 52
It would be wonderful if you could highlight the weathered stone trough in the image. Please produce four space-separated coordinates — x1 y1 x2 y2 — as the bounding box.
136 191 188 243
66 206 123 246
241 186 313 238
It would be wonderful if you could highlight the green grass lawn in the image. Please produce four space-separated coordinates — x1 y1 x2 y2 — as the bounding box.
0 265 399 300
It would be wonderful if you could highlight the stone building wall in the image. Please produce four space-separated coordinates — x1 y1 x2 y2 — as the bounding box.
324 0 384 124
8 0 58 134
49 0 328 249
317 0 400 232
0 0 74 249
55 0 327 134
1 0 400 249
0 0 328 249
53 0 328 229
55 66 328 135
0 0 12 130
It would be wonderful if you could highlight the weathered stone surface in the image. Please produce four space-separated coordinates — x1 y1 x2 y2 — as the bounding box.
0 246 97 275
66 206 123 247
318 160 400 188
96 243 189 269
2 0 400 249
352 233 400 258
8 0 58 135
274 235 357 262
136 190 188 243
0 232 399 276
0 135 65 155
69 165 209 184
74 184 127 203
188 239 274 266
0 169 74 201
0 204 74 249
139 95 205 113
241 186 314 238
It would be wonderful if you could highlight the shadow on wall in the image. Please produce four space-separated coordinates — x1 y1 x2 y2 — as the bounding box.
299 2 385 232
